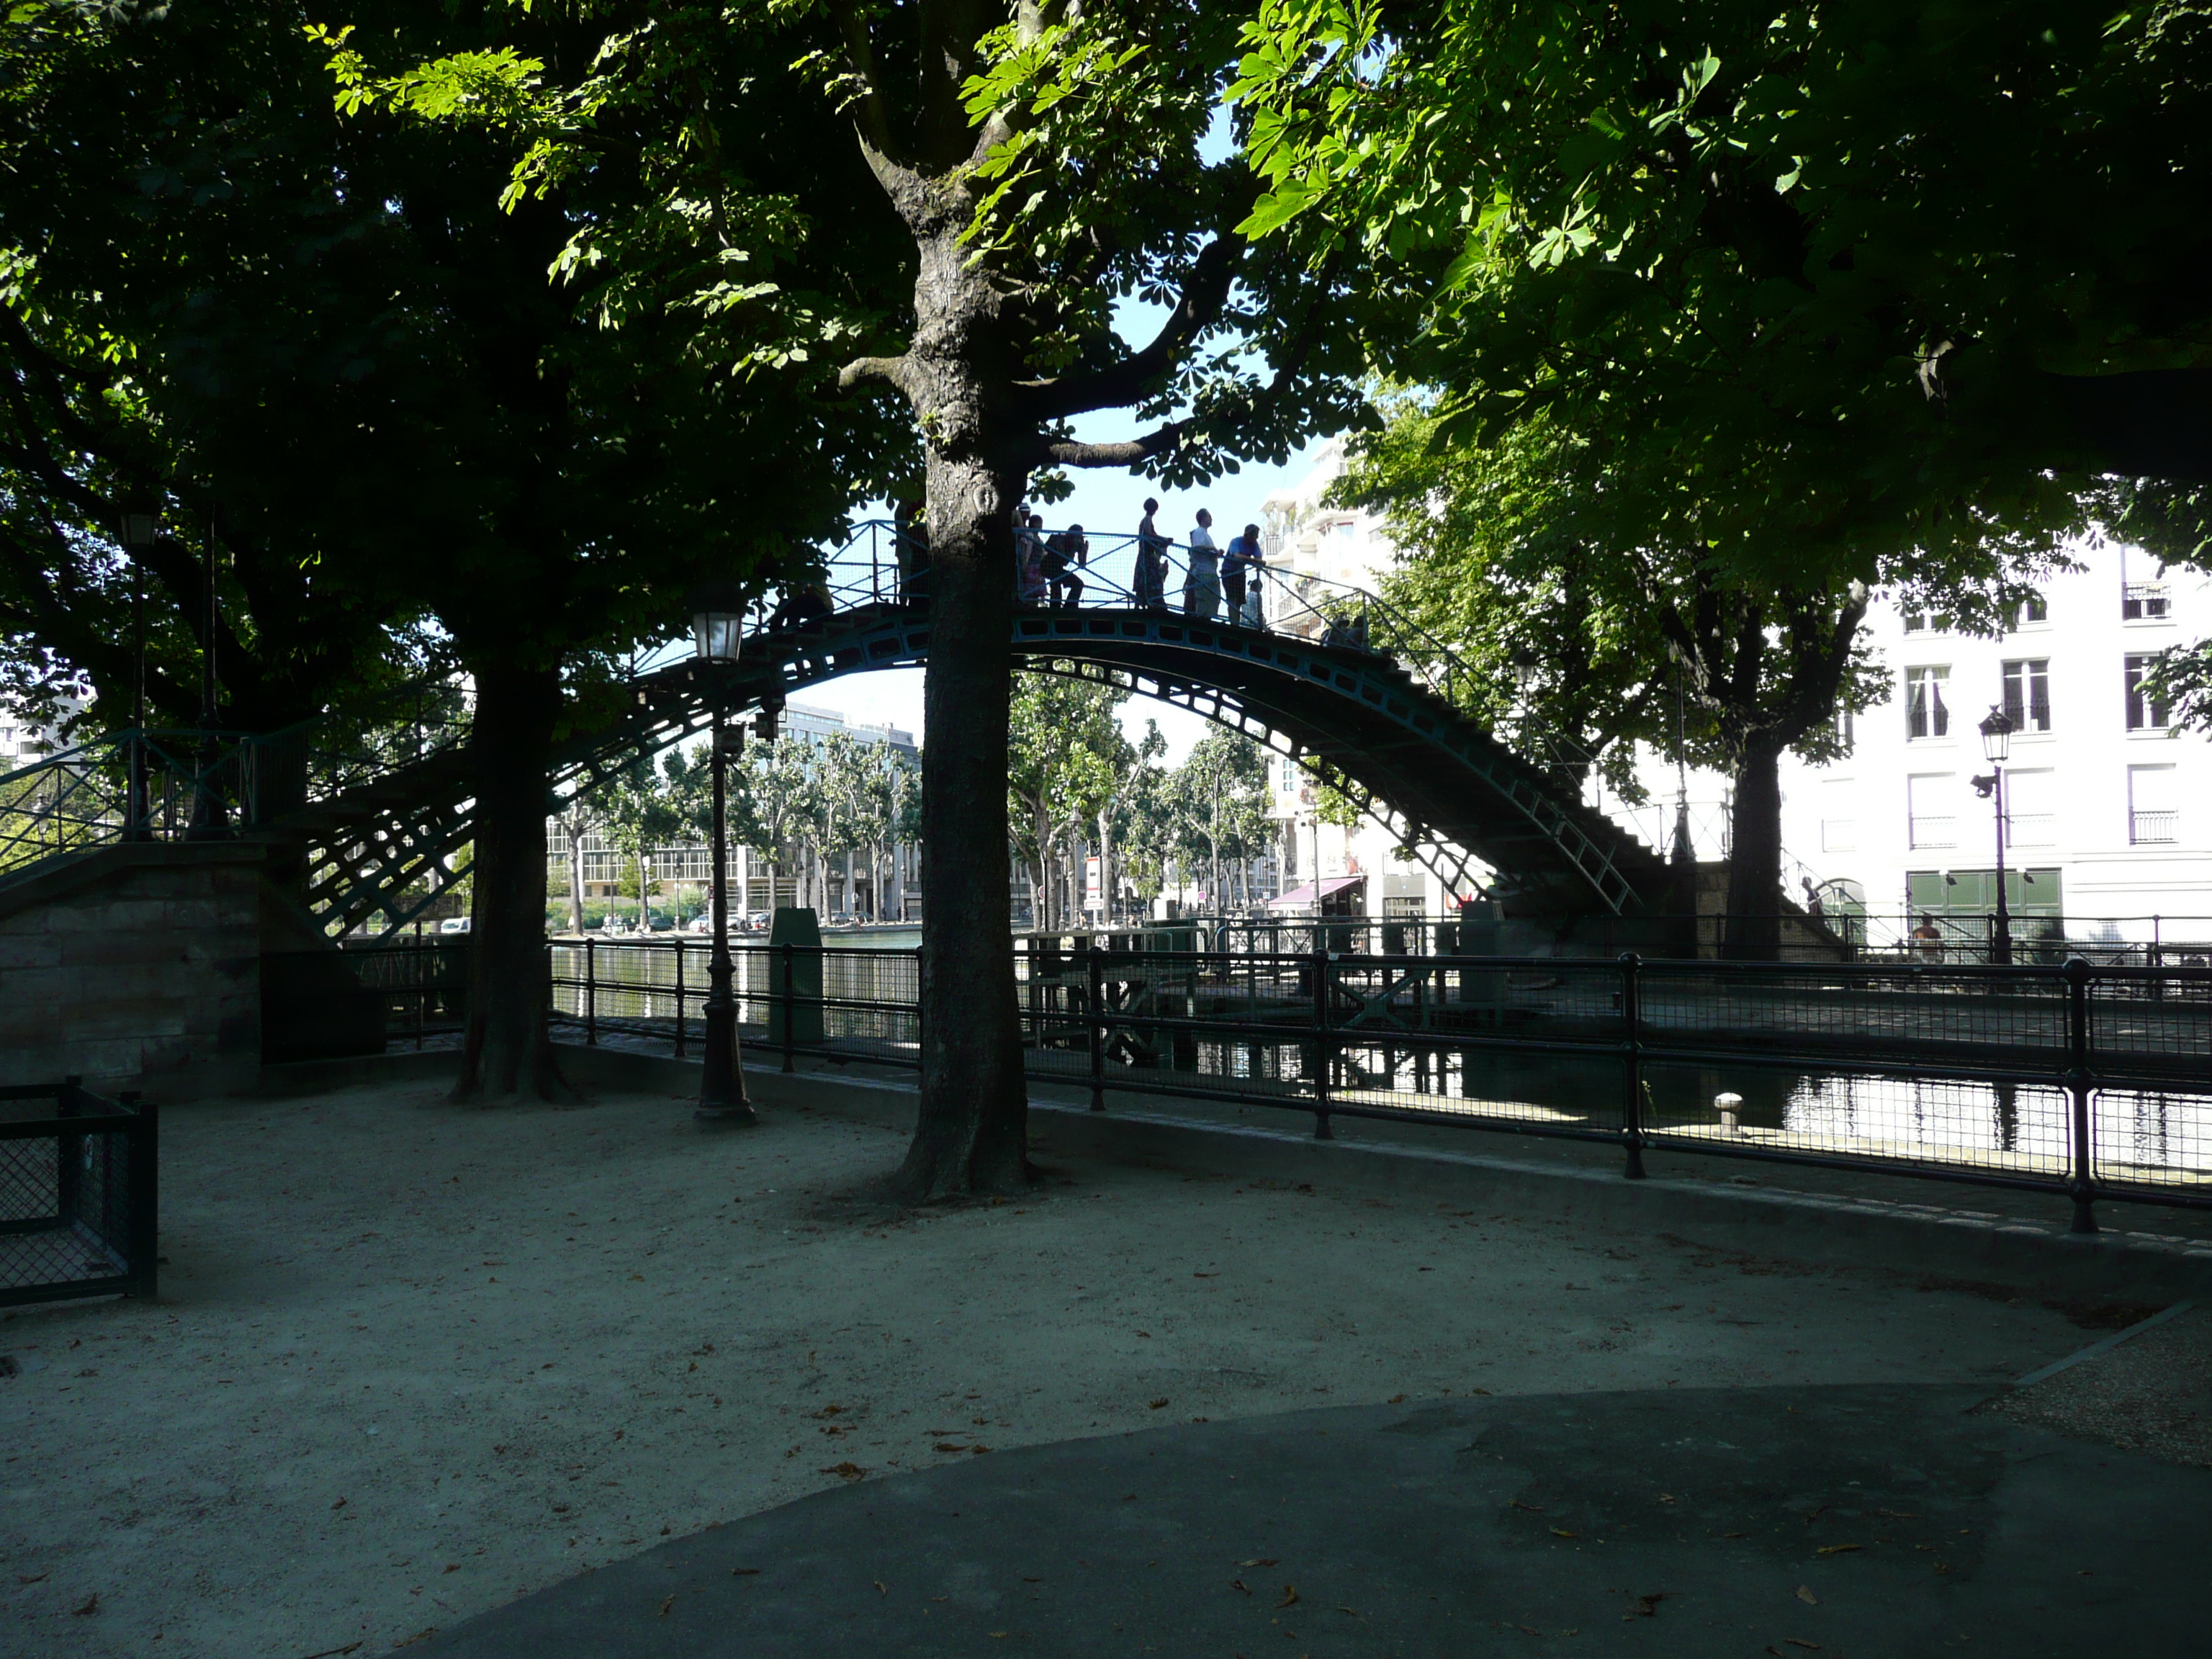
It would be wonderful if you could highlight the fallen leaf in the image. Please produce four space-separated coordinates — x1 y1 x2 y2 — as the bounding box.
393 1635 438 1652
989 1632 1008 1640
731 1568 760 1577
1136 1331 1151 1338
1511 1501 1545 1513
1784 1641 1822 1651
441 1564 460 1575
657 1595 675 1617
1795 1586 1819 1605
874 1581 887 1596
295 1644 365 1659
1387 1394 1406 1404
1231 1580 1252 1595
1194 1271 1218 1278
971 1444 991 1455
933 1443 968 1455
1148 1398 1169 1410
1241 1558 1279 1568
1021 1576 1043 1584
820 1462 866 1479
72 1593 98 1617
1277 1586 1299 1608
1550 1529 1578 1539
331 1498 347 1511
17 1574 48 1586
1816 1544 1862 1556
1628 1592 1665 1617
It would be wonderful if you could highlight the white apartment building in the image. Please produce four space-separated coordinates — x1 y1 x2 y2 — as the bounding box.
1779 544 2209 939
1611 542 2211 944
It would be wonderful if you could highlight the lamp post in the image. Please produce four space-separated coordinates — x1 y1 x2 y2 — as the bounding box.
1976 705 2016 966
119 508 158 841
691 583 755 1123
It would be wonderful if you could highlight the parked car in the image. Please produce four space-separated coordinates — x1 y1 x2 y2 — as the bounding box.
438 916 471 935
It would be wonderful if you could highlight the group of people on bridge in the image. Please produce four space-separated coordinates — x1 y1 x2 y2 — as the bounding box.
760 500 1385 651
1012 498 1269 627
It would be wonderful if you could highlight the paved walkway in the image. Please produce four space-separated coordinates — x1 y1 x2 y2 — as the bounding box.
419 1381 2201 1656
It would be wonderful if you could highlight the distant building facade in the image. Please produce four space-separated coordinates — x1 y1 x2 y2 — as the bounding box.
1617 539 2211 945
548 701 921 925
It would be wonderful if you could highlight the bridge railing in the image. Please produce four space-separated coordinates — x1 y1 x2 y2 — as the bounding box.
523 935 2212 1231
0 683 472 883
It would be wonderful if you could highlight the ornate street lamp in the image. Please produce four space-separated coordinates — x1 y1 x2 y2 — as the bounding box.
1975 704 2016 965
690 582 755 1123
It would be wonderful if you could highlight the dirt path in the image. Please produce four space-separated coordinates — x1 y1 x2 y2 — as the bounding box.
0 1077 2113 1658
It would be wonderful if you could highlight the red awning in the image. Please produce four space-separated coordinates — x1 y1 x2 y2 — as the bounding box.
1267 874 1365 910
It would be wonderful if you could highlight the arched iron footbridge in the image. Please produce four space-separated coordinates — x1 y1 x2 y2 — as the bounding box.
0 523 1676 937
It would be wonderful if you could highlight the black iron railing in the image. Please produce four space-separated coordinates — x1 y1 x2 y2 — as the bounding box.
0 1080 158 1307
545 936 2212 1231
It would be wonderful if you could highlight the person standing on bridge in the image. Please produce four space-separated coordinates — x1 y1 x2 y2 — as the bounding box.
1223 522 1264 628
1043 523 1087 611
1016 512 1051 606
1183 508 1221 619
1136 498 1169 609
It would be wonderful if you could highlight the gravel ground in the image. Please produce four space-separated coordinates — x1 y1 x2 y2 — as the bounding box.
1986 1303 2212 1466
0 1076 2126 1658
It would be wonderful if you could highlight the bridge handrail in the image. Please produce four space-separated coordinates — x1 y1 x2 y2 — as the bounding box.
0 680 472 881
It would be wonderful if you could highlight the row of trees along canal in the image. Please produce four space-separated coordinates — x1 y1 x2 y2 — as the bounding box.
4 1 2209 1195
552 679 1284 933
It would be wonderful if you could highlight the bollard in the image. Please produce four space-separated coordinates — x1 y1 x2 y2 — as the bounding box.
1714 1092 1743 1136
1619 953 1647 1179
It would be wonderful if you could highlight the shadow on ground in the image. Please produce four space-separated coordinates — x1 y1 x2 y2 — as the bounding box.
421 1382 2196 1657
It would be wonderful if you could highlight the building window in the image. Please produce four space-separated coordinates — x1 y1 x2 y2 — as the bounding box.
2013 593 2048 627
2002 768 2055 848
2128 765 2177 845
1833 706 1854 749
1906 667 1950 739
1907 774 1954 850
2122 583 2170 621
1902 610 1928 634
2124 655 2169 731
2000 660 2051 732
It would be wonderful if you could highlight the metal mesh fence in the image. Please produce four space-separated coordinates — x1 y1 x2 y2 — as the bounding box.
1641 1067 2078 1180
0 1084 155 1307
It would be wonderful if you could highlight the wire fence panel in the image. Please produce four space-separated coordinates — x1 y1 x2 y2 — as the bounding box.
0 1083 157 1308
1642 1069 2079 1181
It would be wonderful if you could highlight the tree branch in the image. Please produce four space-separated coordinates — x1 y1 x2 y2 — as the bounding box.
824 0 900 162
1016 227 1251 421
837 354 912 395
1041 420 1188 469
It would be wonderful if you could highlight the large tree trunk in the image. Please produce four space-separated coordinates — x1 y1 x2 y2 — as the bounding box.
455 661 566 1101
1722 733 1787 961
1097 806 1114 925
898 439 1030 1198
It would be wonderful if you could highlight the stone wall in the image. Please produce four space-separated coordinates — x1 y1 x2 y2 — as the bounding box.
0 844 264 1099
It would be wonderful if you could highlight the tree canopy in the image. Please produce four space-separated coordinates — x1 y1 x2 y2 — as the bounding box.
1236 0 2211 584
